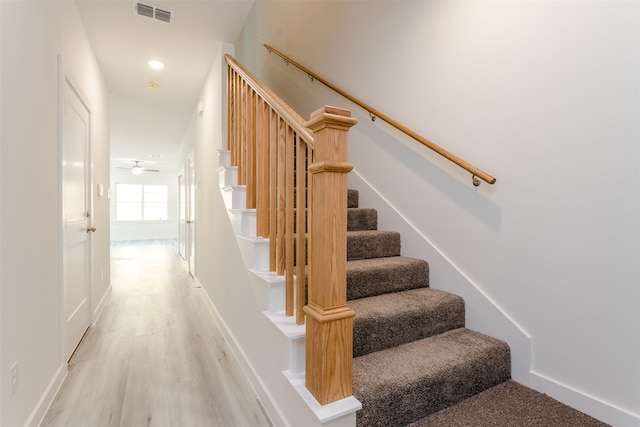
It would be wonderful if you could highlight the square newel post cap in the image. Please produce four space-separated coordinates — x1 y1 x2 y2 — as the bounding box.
306 106 358 132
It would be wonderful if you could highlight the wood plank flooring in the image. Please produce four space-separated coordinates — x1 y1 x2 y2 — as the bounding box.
41 240 272 427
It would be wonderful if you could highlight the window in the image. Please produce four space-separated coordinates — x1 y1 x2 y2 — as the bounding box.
116 184 168 221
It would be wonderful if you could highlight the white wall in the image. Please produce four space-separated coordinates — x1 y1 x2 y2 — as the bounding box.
110 170 178 241
237 1 640 425
0 2 111 425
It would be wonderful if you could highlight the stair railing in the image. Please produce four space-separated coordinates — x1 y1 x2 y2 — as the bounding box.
226 54 358 405
264 44 496 186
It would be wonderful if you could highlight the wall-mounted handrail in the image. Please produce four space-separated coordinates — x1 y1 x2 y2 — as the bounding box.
264 44 496 186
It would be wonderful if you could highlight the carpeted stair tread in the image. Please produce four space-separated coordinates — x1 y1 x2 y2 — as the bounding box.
353 328 511 427
347 208 378 231
347 230 401 260
346 256 429 300
406 380 610 427
351 287 465 357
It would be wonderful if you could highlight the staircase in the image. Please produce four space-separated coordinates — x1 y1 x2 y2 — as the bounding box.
222 55 613 426
345 188 511 426
219 152 608 426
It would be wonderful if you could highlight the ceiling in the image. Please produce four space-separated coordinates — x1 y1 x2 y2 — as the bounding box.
76 0 254 174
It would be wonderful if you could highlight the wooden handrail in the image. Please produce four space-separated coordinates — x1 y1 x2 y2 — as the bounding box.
264 44 496 186
226 54 357 405
226 54 315 148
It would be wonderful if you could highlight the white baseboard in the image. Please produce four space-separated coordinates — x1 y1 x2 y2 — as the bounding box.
530 371 640 426
26 364 67 427
92 284 112 325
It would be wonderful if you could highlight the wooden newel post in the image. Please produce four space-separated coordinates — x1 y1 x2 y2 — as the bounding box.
303 106 358 405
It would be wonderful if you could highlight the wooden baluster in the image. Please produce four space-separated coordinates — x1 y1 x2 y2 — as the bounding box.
235 73 241 167
229 70 238 165
295 136 307 325
227 67 232 152
256 98 270 238
238 79 247 186
285 126 295 317
276 118 286 276
269 110 277 272
304 106 357 405
246 90 257 209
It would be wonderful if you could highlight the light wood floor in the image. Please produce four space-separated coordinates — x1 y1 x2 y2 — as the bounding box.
41 240 272 427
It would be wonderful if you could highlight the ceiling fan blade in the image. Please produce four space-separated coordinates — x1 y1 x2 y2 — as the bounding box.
141 168 160 172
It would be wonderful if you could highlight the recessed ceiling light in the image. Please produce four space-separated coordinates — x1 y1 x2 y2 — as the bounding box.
148 60 164 70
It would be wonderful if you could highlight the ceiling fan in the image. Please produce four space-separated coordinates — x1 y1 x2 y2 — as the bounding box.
117 160 160 175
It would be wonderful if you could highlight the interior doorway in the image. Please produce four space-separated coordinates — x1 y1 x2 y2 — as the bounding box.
60 60 93 361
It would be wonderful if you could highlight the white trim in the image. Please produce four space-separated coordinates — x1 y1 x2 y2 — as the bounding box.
92 284 112 326
530 371 640 427
24 364 67 427
283 370 361 424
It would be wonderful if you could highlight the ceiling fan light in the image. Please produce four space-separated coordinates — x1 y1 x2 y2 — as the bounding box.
131 166 143 175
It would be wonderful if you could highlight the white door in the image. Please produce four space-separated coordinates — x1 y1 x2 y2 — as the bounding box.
187 156 196 277
178 171 186 259
62 75 92 361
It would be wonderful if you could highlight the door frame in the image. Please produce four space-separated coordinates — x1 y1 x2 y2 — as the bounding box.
58 55 94 363
186 154 196 277
178 169 186 259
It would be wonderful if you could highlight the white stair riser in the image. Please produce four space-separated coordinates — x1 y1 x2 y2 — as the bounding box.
229 209 257 238
237 237 270 272
217 166 238 188
222 186 246 210
218 149 231 167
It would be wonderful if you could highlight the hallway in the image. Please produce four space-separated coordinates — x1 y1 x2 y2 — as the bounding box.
41 240 271 427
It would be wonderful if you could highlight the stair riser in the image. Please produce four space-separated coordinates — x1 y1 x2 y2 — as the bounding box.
348 189 359 208
217 165 237 188
347 258 429 301
347 208 378 231
291 207 377 234
347 232 401 260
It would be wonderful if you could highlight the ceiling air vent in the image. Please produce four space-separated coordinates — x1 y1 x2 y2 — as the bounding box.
154 8 172 23
134 2 174 24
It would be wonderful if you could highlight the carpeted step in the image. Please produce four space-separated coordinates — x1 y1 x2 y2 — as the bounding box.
346 256 428 300
347 230 401 260
406 380 610 427
353 328 511 427
348 189 359 208
347 208 378 231
350 288 465 357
